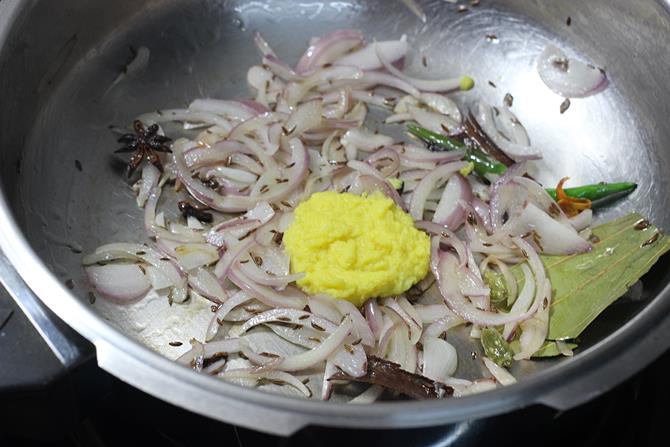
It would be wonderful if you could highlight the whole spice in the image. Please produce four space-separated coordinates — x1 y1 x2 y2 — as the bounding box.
330 356 453 399
178 201 214 223
115 120 172 176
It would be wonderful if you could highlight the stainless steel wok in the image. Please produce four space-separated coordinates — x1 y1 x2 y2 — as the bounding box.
2 0 670 436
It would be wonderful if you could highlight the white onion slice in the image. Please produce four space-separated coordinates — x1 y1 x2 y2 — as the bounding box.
420 93 462 122
173 244 219 270
537 45 608 98
382 297 422 345
413 304 453 324
206 291 254 341
85 264 150 302
295 29 364 74
422 337 458 381
359 72 420 97
335 40 408 71
482 358 517 386
569 208 593 232
515 278 551 360
188 268 229 303
502 203 591 255
471 101 541 161
229 267 307 309
409 106 459 135
433 173 473 230
136 164 161 208
341 128 394 152
332 300 375 347
409 161 468 219
375 42 470 93
276 316 353 372
138 109 232 131
349 385 384 404
219 369 312 397
492 106 529 146
453 378 498 397
364 299 384 340
189 99 264 121
502 264 535 340
434 252 538 326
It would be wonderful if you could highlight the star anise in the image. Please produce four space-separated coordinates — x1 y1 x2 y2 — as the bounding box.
178 201 214 223
115 120 172 177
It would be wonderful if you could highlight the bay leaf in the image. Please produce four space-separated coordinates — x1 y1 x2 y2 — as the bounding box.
512 213 670 340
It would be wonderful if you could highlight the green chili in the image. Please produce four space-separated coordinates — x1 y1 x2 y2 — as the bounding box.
407 124 637 203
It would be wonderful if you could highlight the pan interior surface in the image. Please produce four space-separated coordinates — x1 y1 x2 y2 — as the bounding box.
2 0 670 412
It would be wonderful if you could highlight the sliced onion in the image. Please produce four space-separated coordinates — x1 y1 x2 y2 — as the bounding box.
349 385 384 404
307 295 342 323
254 32 277 57
189 99 261 121
332 300 375 347
237 256 304 289
138 109 232 131
482 358 516 386
413 304 453 324
420 93 462 122
453 378 497 397
206 291 254 341
330 341 368 377
492 106 529 146
569 208 593 232
399 144 465 165
173 137 308 212
489 162 529 232
239 308 336 334
365 148 400 177
502 203 591 255
376 42 469 93
276 316 353 372
422 312 466 339
144 262 182 291
433 173 473 230
188 268 229 304
385 112 412 124
267 323 324 349
295 29 364 74
341 128 394 152
409 106 459 135
364 298 384 340
422 337 458 381
347 160 404 208
359 72 420 97
136 164 161 208
502 264 535 340
219 369 312 397
173 243 219 270
335 40 408 71
385 322 416 372
409 161 468 219
85 264 151 302
176 338 242 366
229 267 307 309
282 99 323 141
434 252 538 326
471 101 541 161
382 297 422 345
515 278 551 360
472 198 493 233
555 340 575 357
537 45 608 98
